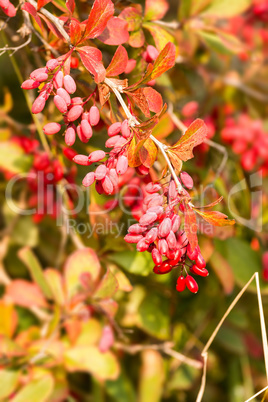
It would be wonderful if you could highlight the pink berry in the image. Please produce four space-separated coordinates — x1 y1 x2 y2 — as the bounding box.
1 1 16 16
147 45 159 62
116 155 128 175
54 95 67 113
43 122 61 135
105 135 121 148
82 172 95 187
76 125 88 143
124 59 136 74
124 234 144 244
139 212 157 226
180 172 193 189
46 59 59 70
53 70 64 89
65 125 76 146
166 231 177 249
158 218 172 238
82 112 90 121
136 165 150 176
145 182 161 193
102 176 113 194
63 75 76 94
176 276 186 292
108 122 122 137
128 224 147 234
185 275 198 293
71 97 83 105
145 228 158 243
89 106 100 126
0 0 9 8
158 238 168 255
121 119 131 138
57 88 71 106
88 150 106 163
81 119 93 139
152 248 162 266
30 67 48 81
168 180 177 200
66 105 83 122
31 94 46 114
107 169 118 188
95 165 107 180
137 238 150 252
73 154 91 166
99 325 114 353
21 79 40 90
171 215 181 232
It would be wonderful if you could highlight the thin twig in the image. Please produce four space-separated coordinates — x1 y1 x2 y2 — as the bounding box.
0 32 32 56
26 0 71 45
104 78 184 193
153 20 180 29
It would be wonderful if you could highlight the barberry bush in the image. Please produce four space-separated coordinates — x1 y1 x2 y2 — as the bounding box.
0 0 268 400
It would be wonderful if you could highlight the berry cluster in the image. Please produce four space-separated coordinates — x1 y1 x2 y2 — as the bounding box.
221 114 268 175
21 57 101 146
124 178 208 293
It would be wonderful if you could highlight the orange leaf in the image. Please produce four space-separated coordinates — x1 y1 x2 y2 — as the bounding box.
139 138 158 168
6 280 47 308
37 0 52 10
84 0 114 39
77 46 106 83
126 88 150 117
143 87 163 113
194 196 224 209
144 0 169 21
171 118 207 161
106 45 128 77
129 29 145 48
184 203 198 251
193 209 235 227
118 6 143 31
127 136 141 167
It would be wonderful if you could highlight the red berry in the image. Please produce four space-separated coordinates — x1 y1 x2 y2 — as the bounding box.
185 275 198 293
116 155 128 175
187 244 198 260
152 248 162 266
21 79 40 90
124 234 144 244
153 261 172 274
176 275 186 292
191 264 209 277
195 252 206 269
137 238 150 252
145 227 158 243
158 217 172 238
70 56 79 69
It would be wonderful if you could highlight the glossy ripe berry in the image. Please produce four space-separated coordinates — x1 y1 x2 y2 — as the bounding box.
128 224 146 234
195 252 206 269
158 238 168 255
152 248 162 266
185 275 199 293
153 261 172 274
89 106 100 126
146 45 159 62
63 75 76 94
191 264 209 277
187 244 198 260
145 227 158 243
158 217 172 238
166 231 177 249
136 238 150 252
139 212 157 226
43 122 61 135
176 275 186 292
124 234 144 244
167 250 182 266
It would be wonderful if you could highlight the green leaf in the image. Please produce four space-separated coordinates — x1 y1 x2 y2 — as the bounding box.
93 268 119 300
143 22 177 53
106 372 136 402
0 370 20 399
64 248 101 299
139 350 165 402
12 217 39 247
12 375 54 402
18 247 53 300
197 30 235 55
0 142 32 174
108 251 154 276
137 293 170 339
201 0 251 18
64 346 120 380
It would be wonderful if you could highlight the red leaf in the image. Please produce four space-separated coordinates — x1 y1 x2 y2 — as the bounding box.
66 0 75 14
6 280 48 308
170 119 208 161
150 42 176 80
118 6 142 31
39 14 66 40
125 88 150 117
21 2 43 32
193 209 235 227
98 17 129 45
143 87 163 113
184 203 198 251
37 0 52 10
144 0 169 21
69 19 83 45
77 46 106 83
106 46 128 77
84 0 114 39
